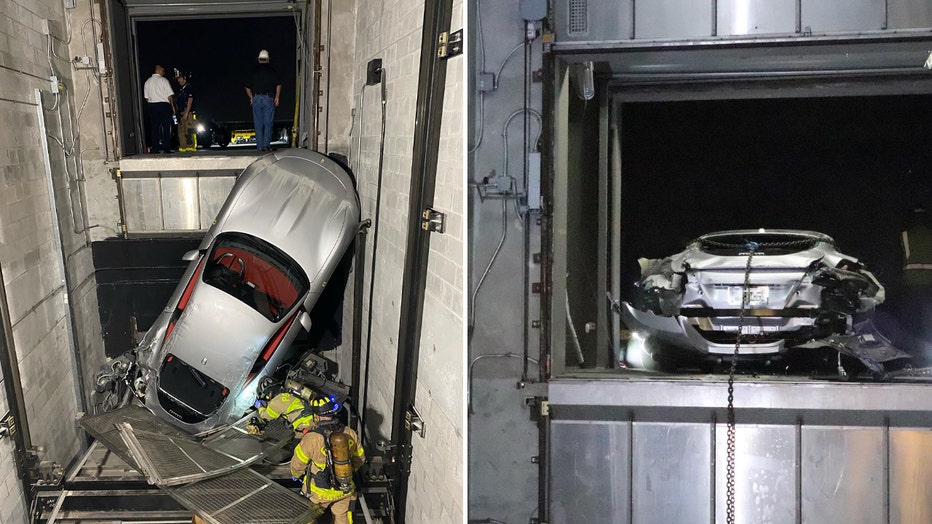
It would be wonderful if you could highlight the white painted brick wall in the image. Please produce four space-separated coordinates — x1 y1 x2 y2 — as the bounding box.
0 0 106 519
337 1 464 522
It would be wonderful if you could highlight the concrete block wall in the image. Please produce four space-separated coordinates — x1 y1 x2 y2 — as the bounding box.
333 0 464 522
0 1 108 520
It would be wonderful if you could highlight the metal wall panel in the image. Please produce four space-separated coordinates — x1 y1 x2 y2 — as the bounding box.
801 427 884 524
555 0 633 42
553 0 932 45
633 422 711 524
160 177 200 231
551 420 630 524
635 0 712 40
199 177 236 229
717 0 796 36
549 380 932 523
714 425 796 524
801 0 885 33
887 0 932 30
123 178 162 231
890 428 932 523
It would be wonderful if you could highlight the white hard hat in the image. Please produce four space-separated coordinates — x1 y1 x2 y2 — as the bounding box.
258 49 270 60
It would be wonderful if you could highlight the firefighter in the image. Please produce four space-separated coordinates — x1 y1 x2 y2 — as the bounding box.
248 383 319 437
290 397 365 524
900 205 932 349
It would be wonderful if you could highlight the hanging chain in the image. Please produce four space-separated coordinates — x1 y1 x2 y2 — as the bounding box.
726 241 757 524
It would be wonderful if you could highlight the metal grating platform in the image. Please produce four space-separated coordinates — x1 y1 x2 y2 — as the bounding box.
77 404 316 524
168 468 317 524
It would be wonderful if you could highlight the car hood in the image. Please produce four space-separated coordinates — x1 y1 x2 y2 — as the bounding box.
162 283 275 387
211 152 357 286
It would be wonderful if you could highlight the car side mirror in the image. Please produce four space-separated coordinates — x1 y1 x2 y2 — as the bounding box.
181 249 200 261
299 311 312 332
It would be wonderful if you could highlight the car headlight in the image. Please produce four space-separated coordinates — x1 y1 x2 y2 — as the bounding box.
196 124 206 133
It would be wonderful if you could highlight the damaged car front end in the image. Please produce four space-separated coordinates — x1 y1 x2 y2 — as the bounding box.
620 230 908 373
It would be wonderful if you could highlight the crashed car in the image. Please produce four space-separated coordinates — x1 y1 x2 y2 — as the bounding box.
116 149 359 433
620 229 907 372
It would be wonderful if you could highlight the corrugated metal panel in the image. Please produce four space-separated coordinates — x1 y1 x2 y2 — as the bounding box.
549 379 932 523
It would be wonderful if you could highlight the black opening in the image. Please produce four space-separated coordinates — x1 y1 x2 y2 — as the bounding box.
135 16 298 153
620 95 932 302
157 354 226 423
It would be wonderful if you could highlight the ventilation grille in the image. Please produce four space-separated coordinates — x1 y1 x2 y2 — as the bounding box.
568 0 588 35
168 468 315 524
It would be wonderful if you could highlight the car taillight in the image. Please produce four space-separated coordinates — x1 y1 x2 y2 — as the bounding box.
259 313 298 362
163 259 204 345
177 259 204 311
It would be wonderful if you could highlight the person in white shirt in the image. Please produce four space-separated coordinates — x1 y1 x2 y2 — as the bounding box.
143 64 176 153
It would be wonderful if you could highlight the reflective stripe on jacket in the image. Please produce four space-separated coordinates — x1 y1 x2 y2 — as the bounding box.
902 225 932 287
258 392 317 433
290 426 365 500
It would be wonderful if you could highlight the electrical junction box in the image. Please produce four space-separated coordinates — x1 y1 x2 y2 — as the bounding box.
477 72 494 92
63 0 77 8
40 18 51 36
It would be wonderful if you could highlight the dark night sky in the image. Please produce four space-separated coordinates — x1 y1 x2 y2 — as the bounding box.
620 95 932 295
136 16 297 126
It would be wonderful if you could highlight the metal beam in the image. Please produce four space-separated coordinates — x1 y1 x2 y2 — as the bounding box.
389 0 454 520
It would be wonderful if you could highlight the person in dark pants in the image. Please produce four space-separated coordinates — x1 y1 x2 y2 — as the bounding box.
143 64 175 153
244 49 282 152
175 71 196 152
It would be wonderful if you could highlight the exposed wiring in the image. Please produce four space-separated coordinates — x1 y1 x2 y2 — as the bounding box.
467 352 539 415
493 42 523 89
468 178 516 337
502 108 542 181
469 0 486 153
359 68 387 449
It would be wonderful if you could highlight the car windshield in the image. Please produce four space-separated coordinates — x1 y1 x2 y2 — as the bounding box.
203 233 308 322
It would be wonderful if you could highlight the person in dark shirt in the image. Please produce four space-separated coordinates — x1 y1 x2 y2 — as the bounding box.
175 71 196 152
244 49 282 152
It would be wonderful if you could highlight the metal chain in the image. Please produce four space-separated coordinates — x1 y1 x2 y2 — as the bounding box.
726 242 757 524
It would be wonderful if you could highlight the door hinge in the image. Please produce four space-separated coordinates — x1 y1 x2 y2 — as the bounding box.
405 405 426 439
0 412 16 439
437 29 463 59
421 207 446 233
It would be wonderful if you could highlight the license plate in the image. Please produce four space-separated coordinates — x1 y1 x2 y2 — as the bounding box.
727 285 769 306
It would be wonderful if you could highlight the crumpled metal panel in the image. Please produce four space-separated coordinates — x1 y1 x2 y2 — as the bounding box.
202 415 295 462
114 416 294 486
80 405 313 524
79 404 191 468
167 468 318 524
117 424 242 486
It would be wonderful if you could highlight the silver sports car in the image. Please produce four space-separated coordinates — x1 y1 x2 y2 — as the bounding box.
620 229 905 371
131 149 360 433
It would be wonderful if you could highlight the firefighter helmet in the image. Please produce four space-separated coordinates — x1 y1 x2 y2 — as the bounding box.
309 396 342 416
